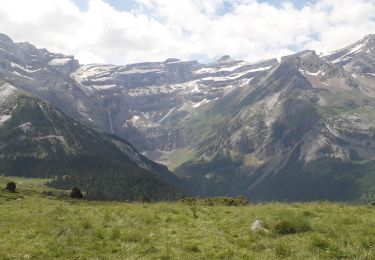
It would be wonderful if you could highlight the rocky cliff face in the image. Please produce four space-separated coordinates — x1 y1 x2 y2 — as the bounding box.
0 33 280 156
324 34 375 75
68 53 278 156
0 77 182 200
0 33 374 201
174 43 375 200
0 33 111 133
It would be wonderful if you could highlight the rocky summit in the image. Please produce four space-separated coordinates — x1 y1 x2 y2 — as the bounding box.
0 33 374 201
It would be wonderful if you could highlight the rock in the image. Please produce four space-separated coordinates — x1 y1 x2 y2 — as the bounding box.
250 220 267 232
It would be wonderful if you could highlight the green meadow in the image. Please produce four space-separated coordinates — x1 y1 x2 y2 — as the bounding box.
1 176 375 259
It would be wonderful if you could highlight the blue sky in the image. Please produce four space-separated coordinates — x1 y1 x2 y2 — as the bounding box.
73 0 136 12
0 0 373 64
73 0 316 12
263 0 316 9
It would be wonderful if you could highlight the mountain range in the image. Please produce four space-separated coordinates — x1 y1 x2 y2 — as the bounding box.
0 32 374 201
0 75 181 201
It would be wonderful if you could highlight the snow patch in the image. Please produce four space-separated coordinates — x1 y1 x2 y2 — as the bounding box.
200 66 266 82
195 67 218 74
331 41 367 63
0 114 11 125
128 115 140 126
120 68 162 74
72 64 117 82
246 66 272 73
16 122 32 132
11 62 42 73
299 69 325 76
193 99 210 108
195 62 249 74
33 135 67 144
0 83 18 103
91 85 117 90
0 47 14 55
158 108 175 123
48 58 71 66
348 42 367 55
191 85 201 93
11 71 33 80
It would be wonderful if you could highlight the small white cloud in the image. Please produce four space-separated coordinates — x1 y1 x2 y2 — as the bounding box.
0 0 373 64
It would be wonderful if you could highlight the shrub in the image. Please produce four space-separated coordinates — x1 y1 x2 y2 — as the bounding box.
139 196 150 203
184 244 201 253
70 187 83 199
5 181 16 192
179 196 249 206
57 191 69 199
42 191 54 196
272 215 312 235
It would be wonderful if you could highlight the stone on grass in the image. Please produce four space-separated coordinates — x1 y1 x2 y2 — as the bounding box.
250 219 268 233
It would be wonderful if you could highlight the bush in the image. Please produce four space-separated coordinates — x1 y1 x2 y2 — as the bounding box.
70 187 83 199
179 196 249 206
57 191 69 199
272 215 312 235
139 196 150 203
42 191 54 196
5 182 16 192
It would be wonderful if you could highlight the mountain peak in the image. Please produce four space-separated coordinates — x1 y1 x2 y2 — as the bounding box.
353 33 375 49
280 50 318 63
0 33 13 45
361 34 375 41
324 33 375 67
164 58 181 63
217 55 233 63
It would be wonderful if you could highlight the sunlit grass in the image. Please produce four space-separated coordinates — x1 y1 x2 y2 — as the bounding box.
0 176 375 259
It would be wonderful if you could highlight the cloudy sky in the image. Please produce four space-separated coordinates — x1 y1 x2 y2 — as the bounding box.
0 0 374 65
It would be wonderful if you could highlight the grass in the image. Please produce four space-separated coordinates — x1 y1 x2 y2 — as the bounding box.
166 148 197 171
1 177 375 259
317 89 375 120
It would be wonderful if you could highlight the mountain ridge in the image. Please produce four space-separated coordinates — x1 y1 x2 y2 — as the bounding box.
0 32 374 201
0 77 182 201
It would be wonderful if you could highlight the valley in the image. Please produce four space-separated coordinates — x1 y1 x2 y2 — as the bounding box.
1 1 375 259
0 32 375 201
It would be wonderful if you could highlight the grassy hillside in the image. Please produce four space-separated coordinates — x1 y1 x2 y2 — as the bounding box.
1 177 375 259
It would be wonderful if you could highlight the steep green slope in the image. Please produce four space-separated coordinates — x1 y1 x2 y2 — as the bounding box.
0 81 181 201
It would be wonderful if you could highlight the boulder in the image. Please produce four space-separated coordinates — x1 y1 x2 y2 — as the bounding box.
250 219 268 233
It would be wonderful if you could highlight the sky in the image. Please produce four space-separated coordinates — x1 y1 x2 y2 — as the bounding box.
0 0 374 65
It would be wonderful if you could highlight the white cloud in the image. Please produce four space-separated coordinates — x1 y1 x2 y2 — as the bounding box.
0 0 373 64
